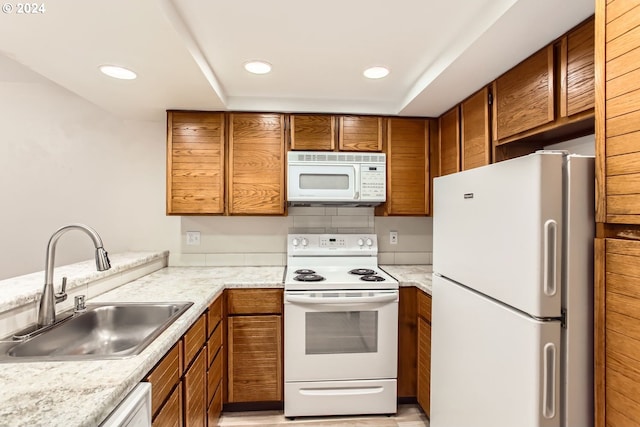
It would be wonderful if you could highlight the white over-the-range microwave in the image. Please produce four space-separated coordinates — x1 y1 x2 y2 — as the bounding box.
287 151 386 206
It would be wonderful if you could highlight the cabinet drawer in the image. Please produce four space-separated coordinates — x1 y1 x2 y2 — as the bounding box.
183 349 206 427
207 321 223 368
207 346 223 406
226 289 283 315
418 291 432 323
207 295 223 338
207 381 223 427
146 343 180 418
183 314 206 370
152 382 181 427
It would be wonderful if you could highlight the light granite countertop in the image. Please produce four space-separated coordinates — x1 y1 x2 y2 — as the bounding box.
381 264 433 295
0 260 431 427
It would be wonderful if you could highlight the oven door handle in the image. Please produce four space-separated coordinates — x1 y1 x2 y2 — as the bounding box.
285 293 398 305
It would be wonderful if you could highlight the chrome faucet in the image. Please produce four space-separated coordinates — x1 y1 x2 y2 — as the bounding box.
38 224 111 327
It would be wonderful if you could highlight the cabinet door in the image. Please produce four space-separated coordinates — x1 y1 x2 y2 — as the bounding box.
228 113 285 214
417 291 432 416
339 115 383 151
166 112 225 214
563 17 595 117
152 384 181 427
383 118 429 215
397 287 417 398
227 315 282 402
493 45 555 141
600 2 640 224
183 349 206 427
417 317 431 417
290 114 335 150
600 239 640 426
461 87 491 171
439 106 460 176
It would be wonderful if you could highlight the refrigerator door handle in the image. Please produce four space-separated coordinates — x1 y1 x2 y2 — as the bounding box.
542 342 557 419
543 219 557 296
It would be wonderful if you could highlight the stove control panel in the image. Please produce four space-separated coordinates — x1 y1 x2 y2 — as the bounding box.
288 234 378 256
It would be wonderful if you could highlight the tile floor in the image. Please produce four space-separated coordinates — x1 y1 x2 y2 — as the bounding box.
217 404 429 427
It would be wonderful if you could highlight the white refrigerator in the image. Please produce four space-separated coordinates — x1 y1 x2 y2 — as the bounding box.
431 151 594 427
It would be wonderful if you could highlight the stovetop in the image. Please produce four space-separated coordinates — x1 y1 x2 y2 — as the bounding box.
284 233 398 290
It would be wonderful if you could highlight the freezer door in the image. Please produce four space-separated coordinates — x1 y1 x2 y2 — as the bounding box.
433 151 564 317
431 274 561 427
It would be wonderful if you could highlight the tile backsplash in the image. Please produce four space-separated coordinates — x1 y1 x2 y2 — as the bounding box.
173 207 432 267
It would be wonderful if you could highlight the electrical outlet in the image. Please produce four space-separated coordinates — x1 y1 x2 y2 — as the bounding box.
390 231 398 245
186 231 201 246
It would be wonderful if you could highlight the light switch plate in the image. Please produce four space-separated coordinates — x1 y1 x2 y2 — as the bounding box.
186 231 201 246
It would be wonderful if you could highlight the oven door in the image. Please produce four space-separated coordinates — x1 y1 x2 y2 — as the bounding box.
284 289 398 382
287 164 359 202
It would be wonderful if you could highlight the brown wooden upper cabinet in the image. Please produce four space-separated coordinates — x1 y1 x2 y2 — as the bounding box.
439 106 461 176
598 4 640 224
378 118 430 215
166 111 225 215
461 87 491 170
339 115 383 151
493 45 555 142
227 113 286 215
562 16 595 118
289 114 336 151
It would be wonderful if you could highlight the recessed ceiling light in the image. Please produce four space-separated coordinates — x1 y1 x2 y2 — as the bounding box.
363 66 390 79
99 65 137 80
244 60 272 75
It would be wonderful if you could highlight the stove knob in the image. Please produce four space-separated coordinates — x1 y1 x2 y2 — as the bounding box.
292 238 300 247
301 238 309 247
365 238 373 247
357 238 364 247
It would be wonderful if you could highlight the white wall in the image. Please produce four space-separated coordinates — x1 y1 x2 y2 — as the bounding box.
544 134 595 156
0 54 179 280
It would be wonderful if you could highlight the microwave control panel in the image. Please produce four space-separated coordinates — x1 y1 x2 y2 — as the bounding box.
360 164 386 200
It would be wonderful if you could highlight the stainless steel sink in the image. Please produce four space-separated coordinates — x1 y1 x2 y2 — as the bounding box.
0 302 193 362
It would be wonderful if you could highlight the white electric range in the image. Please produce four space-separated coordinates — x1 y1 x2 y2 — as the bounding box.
283 234 399 418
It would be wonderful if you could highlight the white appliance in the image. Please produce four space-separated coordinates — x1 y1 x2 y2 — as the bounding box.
431 151 594 427
287 151 386 206
100 383 152 427
284 234 399 418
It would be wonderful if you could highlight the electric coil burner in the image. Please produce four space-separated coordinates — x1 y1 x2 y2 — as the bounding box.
360 274 385 282
293 273 325 282
349 268 376 275
284 234 399 418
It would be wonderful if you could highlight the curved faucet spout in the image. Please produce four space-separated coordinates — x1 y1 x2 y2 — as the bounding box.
39 224 111 327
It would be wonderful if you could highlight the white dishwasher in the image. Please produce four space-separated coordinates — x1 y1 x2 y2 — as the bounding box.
100 383 152 427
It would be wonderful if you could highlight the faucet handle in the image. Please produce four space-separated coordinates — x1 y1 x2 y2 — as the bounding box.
55 277 68 303
74 295 86 313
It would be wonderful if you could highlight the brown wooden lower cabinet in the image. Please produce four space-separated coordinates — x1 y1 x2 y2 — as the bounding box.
397 287 417 398
146 294 222 427
597 238 640 425
227 315 282 402
184 349 207 427
153 384 182 427
417 290 432 417
225 289 283 405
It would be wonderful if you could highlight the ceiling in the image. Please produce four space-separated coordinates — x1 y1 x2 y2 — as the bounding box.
0 0 594 122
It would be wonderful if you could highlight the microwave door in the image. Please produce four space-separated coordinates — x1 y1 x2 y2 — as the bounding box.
289 165 358 202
